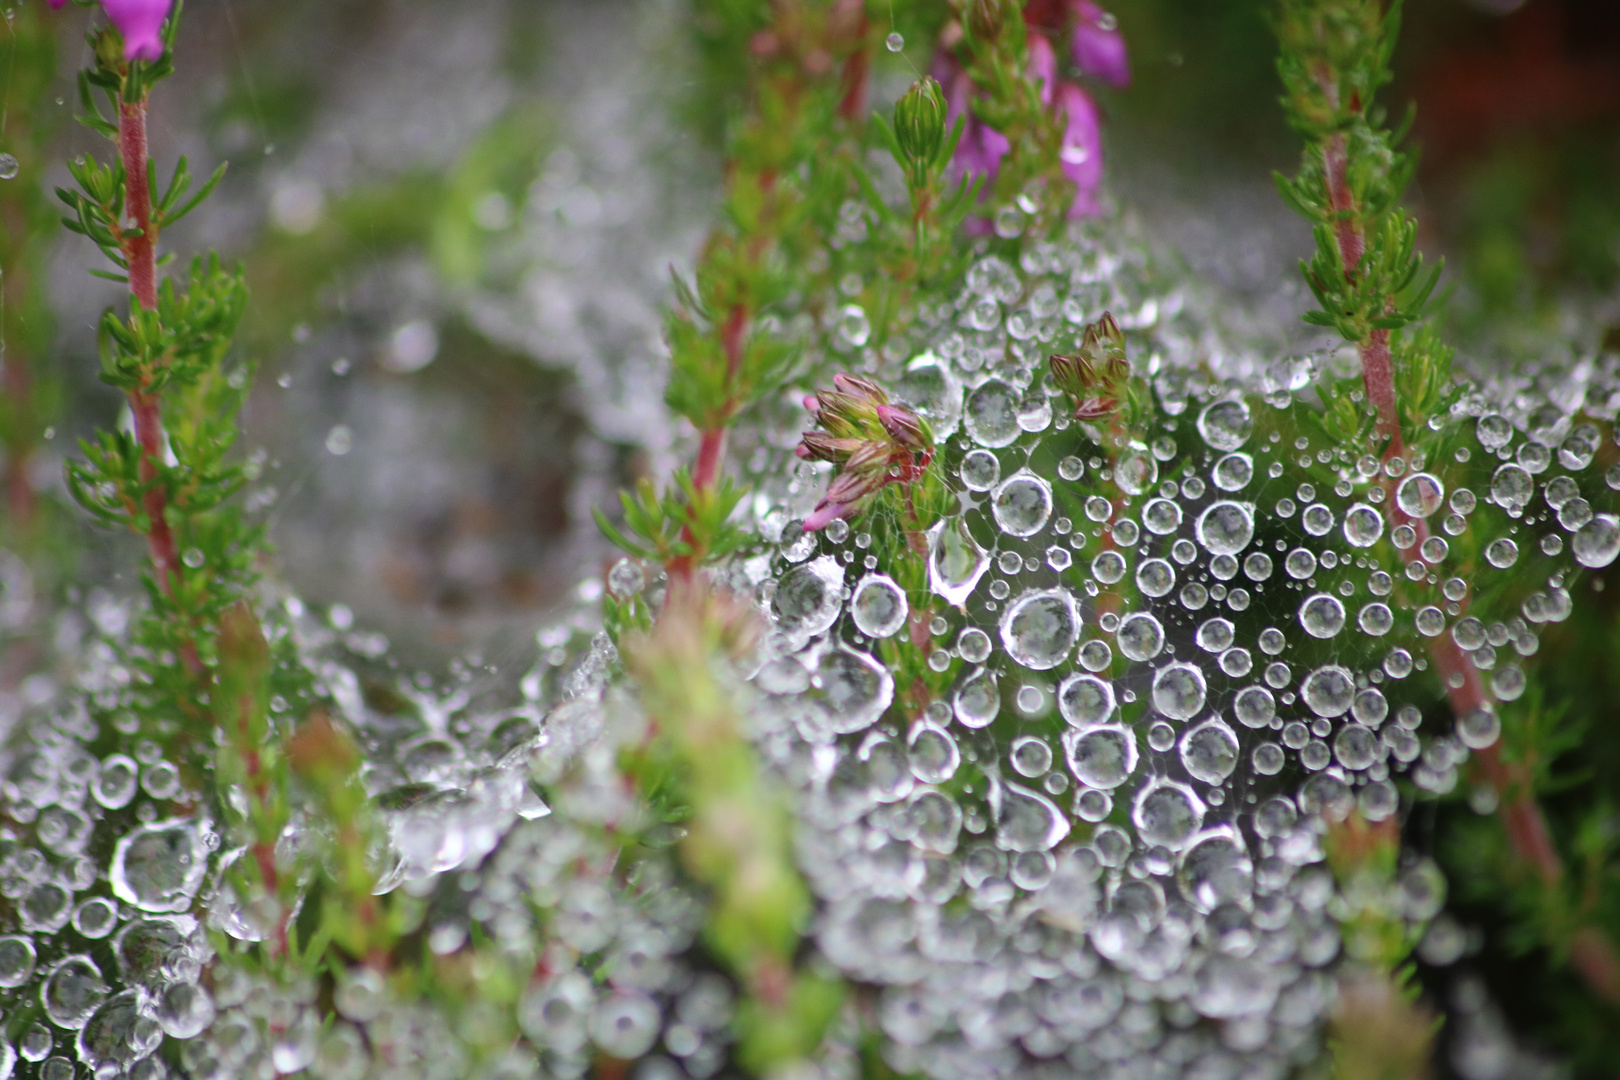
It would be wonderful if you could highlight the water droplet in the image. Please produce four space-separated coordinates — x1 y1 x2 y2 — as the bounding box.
885 30 905 51
1457 708 1501 751
991 471 1053 536
1116 611 1164 661
1135 558 1175 598
110 820 208 913
995 782 1069 851
1573 514 1620 568
909 724 960 783
1395 473 1444 518
1212 453 1253 491
929 518 989 606
959 448 1000 491
1000 588 1080 670
957 627 992 663
1187 617 1228 653
1090 550 1126 584
1485 537 1519 568
1298 593 1345 638
964 380 1021 447
1058 673 1115 726
0 936 36 987
94 754 139 809
1233 686 1276 729
78 990 163 1068
1152 662 1206 720
1114 447 1158 495
590 992 661 1058
1490 464 1534 512
1133 780 1205 850
1177 828 1253 913
1357 602 1393 636
0 154 18 180
1180 719 1239 784
1011 736 1053 777
1476 412 1513 449
1300 502 1334 536
1342 503 1383 547
1143 498 1182 535
1333 725 1379 771
1301 665 1355 718
835 304 871 349
42 956 108 1029
814 645 894 734
1195 502 1254 556
851 574 908 638
1197 400 1252 451
607 558 645 598
773 556 844 641
1064 725 1137 789
954 668 1000 728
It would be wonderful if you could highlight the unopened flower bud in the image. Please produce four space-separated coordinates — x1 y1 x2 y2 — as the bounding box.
894 77 949 169
966 0 1006 42
877 404 933 454
1050 312 1130 419
832 373 888 403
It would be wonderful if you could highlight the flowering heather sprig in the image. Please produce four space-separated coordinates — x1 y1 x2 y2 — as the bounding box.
796 374 934 531
933 0 1127 219
49 0 172 61
1049 310 1128 419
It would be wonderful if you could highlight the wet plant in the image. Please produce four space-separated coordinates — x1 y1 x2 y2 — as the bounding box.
4 0 1620 1078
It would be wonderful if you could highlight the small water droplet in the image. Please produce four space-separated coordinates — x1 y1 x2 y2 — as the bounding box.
0 154 19 180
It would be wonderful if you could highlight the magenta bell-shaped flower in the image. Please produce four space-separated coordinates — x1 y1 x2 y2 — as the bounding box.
1070 0 1130 88
104 0 171 60
1055 82 1103 218
50 0 172 62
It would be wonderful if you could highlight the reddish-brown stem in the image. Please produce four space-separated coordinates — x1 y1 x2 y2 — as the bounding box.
116 99 179 593
118 100 158 309
669 307 748 579
1322 133 1402 451
118 94 206 680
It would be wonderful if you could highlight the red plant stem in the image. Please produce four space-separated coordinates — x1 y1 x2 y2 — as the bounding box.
1324 123 1620 1005
116 99 181 599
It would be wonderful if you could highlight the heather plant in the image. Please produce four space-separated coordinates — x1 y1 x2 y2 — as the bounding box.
3 1 1620 1079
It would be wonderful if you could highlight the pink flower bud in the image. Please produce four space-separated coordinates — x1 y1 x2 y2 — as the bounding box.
103 0 171 61
1027 33 1057 107
1071 0 1130 88
1055 82 1103 219
832 373 888 404
876 404 932 454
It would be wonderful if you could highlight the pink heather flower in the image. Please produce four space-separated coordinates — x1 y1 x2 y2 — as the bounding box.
1027 33 1057 107
54 0 172 60
1055 82 1103 218
105 0 171 61
1071 0 1130 88
934 53 1009 185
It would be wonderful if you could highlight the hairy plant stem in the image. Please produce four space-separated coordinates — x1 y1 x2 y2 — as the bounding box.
1323 130 1620 1006
116 99 179 596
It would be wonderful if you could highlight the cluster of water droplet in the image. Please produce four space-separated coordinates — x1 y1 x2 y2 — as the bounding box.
0 636 223 1080
11 202 1620 1077
703 215 1620 1077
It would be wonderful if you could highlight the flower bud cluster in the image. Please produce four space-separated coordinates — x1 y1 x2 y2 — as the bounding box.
795 374 933 531
1049 310 1129 418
